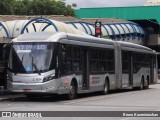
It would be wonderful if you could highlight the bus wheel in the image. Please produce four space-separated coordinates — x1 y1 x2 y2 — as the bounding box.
101 80 109 95
144 78 149 89
67 82 77 100
139 78 144 90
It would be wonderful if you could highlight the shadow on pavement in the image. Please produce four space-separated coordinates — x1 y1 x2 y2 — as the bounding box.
0 87 153 103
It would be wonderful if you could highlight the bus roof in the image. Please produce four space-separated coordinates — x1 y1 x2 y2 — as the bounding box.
12 32 156 54
119 41 156 53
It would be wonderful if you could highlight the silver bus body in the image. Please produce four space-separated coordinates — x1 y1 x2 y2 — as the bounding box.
7 32 157 97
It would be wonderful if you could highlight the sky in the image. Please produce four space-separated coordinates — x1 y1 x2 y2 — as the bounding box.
65 0 148 8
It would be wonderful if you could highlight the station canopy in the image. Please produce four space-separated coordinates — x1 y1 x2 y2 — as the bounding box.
0 21 9 39
4 18 86 39
66 18 145 41
0 16 145 44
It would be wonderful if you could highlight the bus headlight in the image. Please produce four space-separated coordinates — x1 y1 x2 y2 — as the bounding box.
43 75 55 82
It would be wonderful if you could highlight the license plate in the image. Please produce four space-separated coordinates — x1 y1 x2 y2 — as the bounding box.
23 89 31 92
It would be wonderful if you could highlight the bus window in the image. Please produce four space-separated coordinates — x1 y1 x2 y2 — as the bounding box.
60 45 73 75
133 53 141 73
73 47 81 72
61 45 81 74
106 50 115 73
66 45 73 73
122 51 129 73
89 49 99 73
99 50 107 72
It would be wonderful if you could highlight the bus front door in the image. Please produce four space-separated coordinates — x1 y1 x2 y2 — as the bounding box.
82 49 89 90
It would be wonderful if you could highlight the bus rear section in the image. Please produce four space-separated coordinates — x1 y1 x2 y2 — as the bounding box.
119 42 157 90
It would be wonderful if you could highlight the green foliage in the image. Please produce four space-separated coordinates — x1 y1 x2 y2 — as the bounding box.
72 3 77 8
0 0 14 15
0 0 76 16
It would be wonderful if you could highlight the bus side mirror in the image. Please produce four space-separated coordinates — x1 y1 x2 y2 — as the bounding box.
2 48 6 61
3 44 11 61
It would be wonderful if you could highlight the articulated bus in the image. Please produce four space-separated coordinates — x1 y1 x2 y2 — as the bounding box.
5 32 157 99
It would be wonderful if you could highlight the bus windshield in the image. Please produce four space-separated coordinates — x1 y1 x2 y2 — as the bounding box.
8 42 55 74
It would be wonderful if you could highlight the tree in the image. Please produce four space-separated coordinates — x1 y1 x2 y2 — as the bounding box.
72 3 77 8
0 0 76 16
66 5 74 16
0 0 15 15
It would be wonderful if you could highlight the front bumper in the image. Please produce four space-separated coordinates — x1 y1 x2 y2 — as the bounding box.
7 80 58 94
7 80 70 95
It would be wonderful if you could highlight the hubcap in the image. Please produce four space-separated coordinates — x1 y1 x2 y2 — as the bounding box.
70 86 74 97
104 83 107 92
140 81 143 89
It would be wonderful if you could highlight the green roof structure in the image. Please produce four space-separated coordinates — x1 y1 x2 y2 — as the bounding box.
75 6 160 24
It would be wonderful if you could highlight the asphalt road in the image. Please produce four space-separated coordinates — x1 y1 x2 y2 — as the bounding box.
0 83 160 120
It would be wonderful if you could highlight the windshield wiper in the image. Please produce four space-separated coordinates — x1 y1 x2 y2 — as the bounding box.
21 55 24 63
32 56 41 75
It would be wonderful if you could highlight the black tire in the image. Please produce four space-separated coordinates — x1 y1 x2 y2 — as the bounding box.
139 78 144 90
67 82 77 100
144 79 149 89
101 80 109 95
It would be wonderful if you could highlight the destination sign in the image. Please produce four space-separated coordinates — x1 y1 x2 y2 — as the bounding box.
17 44 47 50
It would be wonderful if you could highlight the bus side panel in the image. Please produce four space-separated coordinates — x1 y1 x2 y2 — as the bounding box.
133 68 149 87
57 74 82 94
121 74 130 88
114 42 122 89
108 74 116 90
89 74 106 92
152 54 157 84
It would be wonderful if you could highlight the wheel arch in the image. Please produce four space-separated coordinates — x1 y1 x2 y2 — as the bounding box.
141 75 145 81
146 75 150 85
71 78 78 90
105 76 110 89
141 75 145 85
